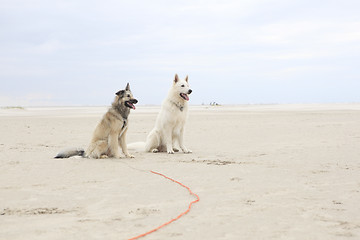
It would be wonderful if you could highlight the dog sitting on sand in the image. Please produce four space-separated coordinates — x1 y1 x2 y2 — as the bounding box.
145 74 192 154
55 83 138 159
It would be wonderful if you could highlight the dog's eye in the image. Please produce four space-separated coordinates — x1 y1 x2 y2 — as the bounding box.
181 85 185 87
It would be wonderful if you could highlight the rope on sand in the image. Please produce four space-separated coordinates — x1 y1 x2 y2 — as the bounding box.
128 170 200 240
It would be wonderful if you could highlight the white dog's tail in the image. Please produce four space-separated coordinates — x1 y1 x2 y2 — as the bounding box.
127 142 146 151
54 148 85 158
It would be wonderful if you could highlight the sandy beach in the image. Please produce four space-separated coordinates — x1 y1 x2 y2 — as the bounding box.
1 104 360 240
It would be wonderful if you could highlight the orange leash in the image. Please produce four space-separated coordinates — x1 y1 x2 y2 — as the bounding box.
128 170 200 240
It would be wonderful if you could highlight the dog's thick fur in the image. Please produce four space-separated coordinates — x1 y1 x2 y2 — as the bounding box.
55 83 137 159
145 74 192 154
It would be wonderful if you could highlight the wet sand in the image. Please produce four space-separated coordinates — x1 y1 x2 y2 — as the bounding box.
1 104 360 239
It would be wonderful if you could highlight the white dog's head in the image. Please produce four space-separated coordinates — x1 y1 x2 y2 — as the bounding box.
173 74 192 101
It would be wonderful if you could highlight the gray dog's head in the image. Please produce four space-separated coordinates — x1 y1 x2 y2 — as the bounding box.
115 83 138 110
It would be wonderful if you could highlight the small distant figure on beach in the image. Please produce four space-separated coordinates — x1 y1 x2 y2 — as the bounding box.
210 102 221 106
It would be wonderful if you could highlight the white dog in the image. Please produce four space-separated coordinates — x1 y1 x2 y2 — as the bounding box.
145 74 192 154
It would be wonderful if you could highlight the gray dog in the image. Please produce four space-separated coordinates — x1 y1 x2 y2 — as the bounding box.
55 83 137 159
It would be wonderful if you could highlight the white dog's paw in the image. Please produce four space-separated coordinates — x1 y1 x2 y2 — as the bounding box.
126 154 135 158
167 150 175 154
151 149 159 153
185 149 192 154
181 147 192 154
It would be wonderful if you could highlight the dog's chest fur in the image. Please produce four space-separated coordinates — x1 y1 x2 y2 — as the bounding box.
163 100 188 124
105 107 129 134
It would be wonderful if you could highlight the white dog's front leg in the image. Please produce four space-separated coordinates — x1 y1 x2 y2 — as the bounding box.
163 128 174 154
179 128 192 154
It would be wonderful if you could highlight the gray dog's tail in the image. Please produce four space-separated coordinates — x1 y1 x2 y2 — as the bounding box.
54 148 85 158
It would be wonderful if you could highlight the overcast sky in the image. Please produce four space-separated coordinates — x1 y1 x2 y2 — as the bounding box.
1 0 359 106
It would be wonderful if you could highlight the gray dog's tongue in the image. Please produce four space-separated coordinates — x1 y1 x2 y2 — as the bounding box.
127 102 136 110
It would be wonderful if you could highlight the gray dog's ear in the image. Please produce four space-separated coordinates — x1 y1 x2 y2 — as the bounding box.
125 83 130 91
116 90 125 97
174 74 179 83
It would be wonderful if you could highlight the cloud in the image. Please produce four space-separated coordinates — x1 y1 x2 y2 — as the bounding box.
0 0 360 105
29 40 68 54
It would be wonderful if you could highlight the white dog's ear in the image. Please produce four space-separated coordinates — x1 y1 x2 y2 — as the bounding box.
174 74 179 83
125 83 130 91
185 75 188 82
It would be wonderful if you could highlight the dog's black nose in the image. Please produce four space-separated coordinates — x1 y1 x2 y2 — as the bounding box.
131 99 138 104
188 89 192 94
